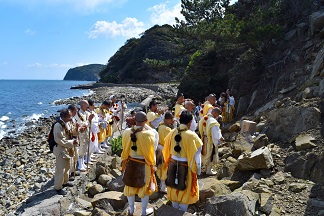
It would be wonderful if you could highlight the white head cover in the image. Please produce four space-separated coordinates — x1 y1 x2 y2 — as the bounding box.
109 95 115 100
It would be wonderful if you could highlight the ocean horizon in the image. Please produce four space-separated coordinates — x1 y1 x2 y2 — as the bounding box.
0 80 94 140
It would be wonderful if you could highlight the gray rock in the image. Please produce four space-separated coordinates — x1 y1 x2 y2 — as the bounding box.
266 106 321 141
110 169 122 178
253 134 269 150
91 207 112 216
204 190 259 216
237 147 274 171
75 197 92 209
320 79 324 96
285 151 324 184
155 204 194 216
198 178 231 203
98 174 112 186
310 11 324 35
259 193 274 215
107 176 124 192
295 134 317 151
74 210 91 216
288 183 307 193
218 157 238 179
95 162 110 178
88 184 104 197
91 191 127 211
273 172 285 184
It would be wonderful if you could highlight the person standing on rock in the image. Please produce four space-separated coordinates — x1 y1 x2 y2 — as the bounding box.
95 100 110 153
203 107 224 175
118 94 127 130
86 99 99 164
147 100 167 129
67 104 80 179
74 100 94 172
53 109 79 195
156 111 175 193
121 111 157 216
163 111 202 212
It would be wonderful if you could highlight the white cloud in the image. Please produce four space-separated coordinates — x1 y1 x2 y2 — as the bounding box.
24 29 36 36
148 2 184 26
88 17 145 38
27 62 89 69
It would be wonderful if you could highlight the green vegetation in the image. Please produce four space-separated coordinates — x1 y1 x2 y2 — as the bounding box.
64 64 105 81
111 136 123 156
99 0 315 102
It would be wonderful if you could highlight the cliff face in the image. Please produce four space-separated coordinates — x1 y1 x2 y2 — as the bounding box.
99 24 189 84
63 64 105 81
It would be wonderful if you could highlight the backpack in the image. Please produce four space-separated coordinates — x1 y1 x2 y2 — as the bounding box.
47 121 58 152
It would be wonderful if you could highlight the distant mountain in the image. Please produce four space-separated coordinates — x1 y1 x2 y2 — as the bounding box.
99 24 190 83
63 64 105 81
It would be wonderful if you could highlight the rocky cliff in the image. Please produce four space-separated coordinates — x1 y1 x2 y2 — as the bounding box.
63 64 105 81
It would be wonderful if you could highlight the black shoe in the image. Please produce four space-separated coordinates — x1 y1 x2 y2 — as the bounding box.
69 176 75 181
62 182 74 187
56 189 67 196
71 171 80 176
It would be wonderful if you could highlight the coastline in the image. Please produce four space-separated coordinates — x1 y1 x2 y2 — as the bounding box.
0 83 178 215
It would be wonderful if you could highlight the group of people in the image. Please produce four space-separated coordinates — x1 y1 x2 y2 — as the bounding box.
52 90 234 215
121 91 234 215
52 95 126 195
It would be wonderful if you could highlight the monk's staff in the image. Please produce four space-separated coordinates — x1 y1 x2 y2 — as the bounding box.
87 119 92 170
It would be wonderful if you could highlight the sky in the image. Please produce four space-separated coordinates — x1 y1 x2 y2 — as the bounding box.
0 0 237 80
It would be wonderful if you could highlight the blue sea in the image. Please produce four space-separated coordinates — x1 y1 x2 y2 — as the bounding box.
0 80 93 140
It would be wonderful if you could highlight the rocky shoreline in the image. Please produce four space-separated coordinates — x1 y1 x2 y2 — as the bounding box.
1 84 324 216
0 84 178 215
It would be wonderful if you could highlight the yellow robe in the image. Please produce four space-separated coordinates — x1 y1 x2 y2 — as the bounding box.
147 110 161 128
121 127 157 198
174 103 185 119
163 125 202 204
95 108 113 142
204 114 220 165
156 124 172 180
201 101 213 117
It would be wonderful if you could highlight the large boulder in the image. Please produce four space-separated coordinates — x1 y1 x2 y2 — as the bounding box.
98 174 113 186
107 176 124 192
266 106 321 141
311 45 324 78
88 184 104 197
91 191 127 211
218 157 238 179
204 190 259 216
310 11 324 35
285 151 324 184
237 147 274 171
199 178 231 203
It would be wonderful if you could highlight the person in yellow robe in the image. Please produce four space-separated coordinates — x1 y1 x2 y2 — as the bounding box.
174 93 185 119
95 101 110 153
200 94 216 118
156 111 174 193
163 110 202 212
204 107 224 175
146 100 166 129
121 111 157 216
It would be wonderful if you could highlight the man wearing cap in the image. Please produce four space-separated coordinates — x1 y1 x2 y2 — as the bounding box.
163 111 202 212
147 100 167 129
174 93 185 119
121 111 157 216
203 107 224 175
156 111 174 193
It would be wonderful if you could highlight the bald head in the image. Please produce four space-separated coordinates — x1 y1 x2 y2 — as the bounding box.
184 100 195 112
211 107 221 118
79 100 89 111
207 94 216 105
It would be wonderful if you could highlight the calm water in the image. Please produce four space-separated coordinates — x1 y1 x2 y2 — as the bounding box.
0 80 93 140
